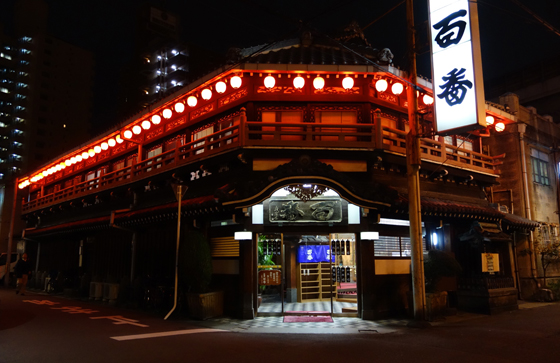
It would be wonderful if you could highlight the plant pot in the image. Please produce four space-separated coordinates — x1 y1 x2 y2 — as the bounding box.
186 291 224 320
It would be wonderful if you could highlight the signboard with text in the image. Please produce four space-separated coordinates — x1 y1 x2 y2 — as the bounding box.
429 0 486 134
258 270 281 286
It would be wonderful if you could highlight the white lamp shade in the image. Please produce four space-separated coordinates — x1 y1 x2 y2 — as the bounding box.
360 231 379 240
234 231 253 240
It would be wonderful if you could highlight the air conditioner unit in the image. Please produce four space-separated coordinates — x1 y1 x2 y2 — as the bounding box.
89 282 103 300
103 283 119 303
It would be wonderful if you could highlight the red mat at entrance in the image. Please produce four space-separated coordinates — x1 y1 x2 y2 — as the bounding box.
283 315 333 323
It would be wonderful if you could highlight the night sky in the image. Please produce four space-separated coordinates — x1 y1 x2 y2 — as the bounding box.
1 0 559 133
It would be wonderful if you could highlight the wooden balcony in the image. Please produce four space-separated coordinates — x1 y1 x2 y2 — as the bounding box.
22 115 503 213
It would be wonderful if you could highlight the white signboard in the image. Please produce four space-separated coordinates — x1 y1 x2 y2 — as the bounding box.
429 0 486 134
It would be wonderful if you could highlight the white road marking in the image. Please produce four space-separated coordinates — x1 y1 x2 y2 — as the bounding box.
111 328 229 341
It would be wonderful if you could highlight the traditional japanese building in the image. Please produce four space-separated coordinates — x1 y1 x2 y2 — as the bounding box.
13 32 537 320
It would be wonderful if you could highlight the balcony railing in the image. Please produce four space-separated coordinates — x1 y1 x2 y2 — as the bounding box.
22 112 503 213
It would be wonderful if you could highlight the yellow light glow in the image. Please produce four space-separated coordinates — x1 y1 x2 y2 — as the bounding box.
486 115 495 125
174 102 185 113
264 76 275 89
60 162 67 169
375 79 388 92
101 142 109 150
94 146 102 153
423 94 434 105
162 109 172 119
391 82 404 95
293 76 305 89
123 130 133 139
342 76 354 90
230 76 242 89
187 95 197 107
495 122 505 132
132 125 142 135
116 135 124 144
142 120 151 130
88 149 95 157
108 138 116 147
313 76 325 90
215 81 227 94
201 88 212 100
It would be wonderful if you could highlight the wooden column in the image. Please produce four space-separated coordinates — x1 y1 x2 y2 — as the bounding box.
360 237 376 320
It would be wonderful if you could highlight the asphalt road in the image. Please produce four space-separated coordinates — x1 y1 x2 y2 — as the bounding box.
1 286 559 363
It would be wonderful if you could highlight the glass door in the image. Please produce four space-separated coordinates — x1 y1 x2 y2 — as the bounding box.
330 233 358 316
256 233 283 315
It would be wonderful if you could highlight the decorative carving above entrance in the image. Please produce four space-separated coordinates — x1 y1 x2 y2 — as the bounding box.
269 197 342 223
284 184 328 202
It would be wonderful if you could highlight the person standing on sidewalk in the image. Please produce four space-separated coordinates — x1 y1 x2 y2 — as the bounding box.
15 253 32 295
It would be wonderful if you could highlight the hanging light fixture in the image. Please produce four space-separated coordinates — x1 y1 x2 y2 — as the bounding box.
342 76 354 90
75 155 83 162
132 125 142 135
82 151 89 159
152 114 162 124
313 76 325 90
174 102 185 113
162 108 172 119
495 122 505 132
201 88 212 100
264 75 275 89
88 149 95 157
230 75 242 89
423 94 434 105
486 115 495 125
142 120 151 130
116 135 124 144
108 138 116 147
375 79 388 92
293 75 305 89
101 142 109 150
391 82 404 95
94 146 102 154
187 95 197 107
123 130 133 139
215 81 227 94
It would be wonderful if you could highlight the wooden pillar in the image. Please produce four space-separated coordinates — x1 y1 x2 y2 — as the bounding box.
360 237 376 320
239 238 254 319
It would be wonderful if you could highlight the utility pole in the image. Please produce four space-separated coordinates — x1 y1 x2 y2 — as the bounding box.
406 0 427 324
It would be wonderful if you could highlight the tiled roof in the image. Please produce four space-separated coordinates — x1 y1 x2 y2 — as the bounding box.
396 195 504 219
501 212 540 230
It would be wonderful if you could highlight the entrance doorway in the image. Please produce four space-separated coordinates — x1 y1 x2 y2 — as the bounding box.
256 233 358 317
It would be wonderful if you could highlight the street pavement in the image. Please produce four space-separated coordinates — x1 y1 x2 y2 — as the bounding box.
1 286 559 363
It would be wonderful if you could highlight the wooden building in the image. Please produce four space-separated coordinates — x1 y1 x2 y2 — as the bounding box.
14 34 538 319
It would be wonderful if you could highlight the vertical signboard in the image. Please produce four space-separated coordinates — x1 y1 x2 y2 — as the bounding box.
429 0 486 134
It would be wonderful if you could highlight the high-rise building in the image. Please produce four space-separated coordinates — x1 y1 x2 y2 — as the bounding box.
0 0 94 255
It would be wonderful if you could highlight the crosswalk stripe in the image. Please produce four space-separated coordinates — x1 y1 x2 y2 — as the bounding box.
111 328 229 341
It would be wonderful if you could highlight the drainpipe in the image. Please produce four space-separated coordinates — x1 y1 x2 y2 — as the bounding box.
518 123 539 287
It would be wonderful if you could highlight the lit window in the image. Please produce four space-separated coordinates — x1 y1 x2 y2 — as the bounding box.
171 65 177 70
374 235 427 257
0 87 8 94
0 53 12 60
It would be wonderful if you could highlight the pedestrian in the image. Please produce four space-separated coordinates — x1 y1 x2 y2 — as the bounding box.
15 253 32 295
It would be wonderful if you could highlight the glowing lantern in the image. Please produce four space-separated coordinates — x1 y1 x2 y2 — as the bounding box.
391 82 404 95
495 122 505 132
486 115 495 125
342 76 354 90
201 88 212 100
215 81 227 94
187 95 197 107
65 159 71 166
152 114 162 124
142 120 151 130
108 138 116 147
264 75 275 89
94 146 102 154
101 142 109 150
88 149 95 157
69 157 76 164
230 76 242 89
60 162 67 169
123 130 133 139
82 152 89 159
132 125 142 135
174 102 185 113
116 135 124 144
293 75 305 89
423 94 434 105
76 155 82 162
313 76 325 90
162 109 172 119
375 79 388 92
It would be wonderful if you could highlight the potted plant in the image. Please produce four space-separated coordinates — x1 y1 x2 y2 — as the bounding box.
423 249 462 320
257 235 275 307
180 229 223 320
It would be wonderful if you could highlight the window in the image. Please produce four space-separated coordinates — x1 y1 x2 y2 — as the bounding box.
192 125 214 154
146 146 163 172
261 110 304 141
531 149 550 186
374 235 427 257
314 111 357 142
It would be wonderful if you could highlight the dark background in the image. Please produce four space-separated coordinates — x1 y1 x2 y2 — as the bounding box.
1 0 559 133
